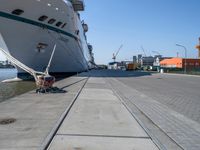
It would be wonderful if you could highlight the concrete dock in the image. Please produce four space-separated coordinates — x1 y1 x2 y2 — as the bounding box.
1 70 200 150
0 76 88 150
48 77 158 150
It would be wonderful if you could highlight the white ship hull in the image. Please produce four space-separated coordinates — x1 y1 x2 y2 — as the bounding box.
0 0 91 77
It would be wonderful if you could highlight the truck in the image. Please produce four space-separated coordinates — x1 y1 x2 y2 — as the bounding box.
126 63 138 71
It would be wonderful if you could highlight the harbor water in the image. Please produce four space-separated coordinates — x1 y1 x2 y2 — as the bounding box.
0 68 35 102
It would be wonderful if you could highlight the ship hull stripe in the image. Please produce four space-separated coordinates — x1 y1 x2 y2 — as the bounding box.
0 11 77 40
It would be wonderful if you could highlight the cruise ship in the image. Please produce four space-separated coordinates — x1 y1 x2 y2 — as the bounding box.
0 0 94 78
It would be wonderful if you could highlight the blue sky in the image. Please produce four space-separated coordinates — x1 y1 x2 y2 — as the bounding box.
81 0 200 64
0 0 199 64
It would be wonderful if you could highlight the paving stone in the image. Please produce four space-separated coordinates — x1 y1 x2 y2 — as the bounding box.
49 74 158 150
49 135 158 150
108 76 200 150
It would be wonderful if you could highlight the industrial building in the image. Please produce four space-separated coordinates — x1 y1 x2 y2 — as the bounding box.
160 57 200 70
141 56 154 66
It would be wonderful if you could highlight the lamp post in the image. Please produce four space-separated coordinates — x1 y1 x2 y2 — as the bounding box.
176 44 187 74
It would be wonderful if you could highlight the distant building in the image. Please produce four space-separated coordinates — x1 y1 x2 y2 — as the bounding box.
153 57 160 67
160 58 182 68
97 64 107 69
108 61 130 70
154 55 162 59
133 56 137 63
141 56 154 66
137 54 142 63
108 62 120 70
152 55 172 67
160 58 200 70
0 60 14 68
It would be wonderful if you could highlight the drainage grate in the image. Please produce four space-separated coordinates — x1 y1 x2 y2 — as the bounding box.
0 118 16 125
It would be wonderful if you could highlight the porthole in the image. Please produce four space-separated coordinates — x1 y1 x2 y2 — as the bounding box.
38 15 48 21
61 23 67 28
56 22 62 27
75 30 79 35
12 9 24 15
48 19 56 24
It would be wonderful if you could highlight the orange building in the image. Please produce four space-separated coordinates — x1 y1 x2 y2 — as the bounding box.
160 57 200 70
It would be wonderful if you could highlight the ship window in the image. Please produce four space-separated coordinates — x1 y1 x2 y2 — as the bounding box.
48 19 56 24
56 22 62 27
75 30 79 35
12 9 24 15
61 23 67 28
38 15 48 21
77 13 80 19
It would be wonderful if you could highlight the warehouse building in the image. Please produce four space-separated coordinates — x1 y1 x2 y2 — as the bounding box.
160 57 200 70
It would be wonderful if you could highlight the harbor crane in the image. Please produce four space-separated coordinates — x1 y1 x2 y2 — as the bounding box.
196 37 200 58
141 46 147 57
112 44 123 62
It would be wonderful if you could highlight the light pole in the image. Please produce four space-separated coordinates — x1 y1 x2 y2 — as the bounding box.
176 44 187 74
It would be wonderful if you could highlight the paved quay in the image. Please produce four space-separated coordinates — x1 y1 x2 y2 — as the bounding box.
48 75 159 150
91 70 200 150
0 76 88 150
1 70 200 150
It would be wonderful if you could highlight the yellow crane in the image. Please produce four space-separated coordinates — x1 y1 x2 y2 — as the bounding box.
196 37 200 58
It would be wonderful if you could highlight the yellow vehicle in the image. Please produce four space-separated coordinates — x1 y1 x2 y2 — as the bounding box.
126 63 138 71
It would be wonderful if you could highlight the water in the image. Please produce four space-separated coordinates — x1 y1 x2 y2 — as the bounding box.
0 68 17 81
0 69 35 102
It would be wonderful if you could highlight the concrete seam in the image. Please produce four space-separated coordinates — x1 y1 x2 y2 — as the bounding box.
109 78 185 150
107 78 167 150
56 133 151 139
40 77 89 150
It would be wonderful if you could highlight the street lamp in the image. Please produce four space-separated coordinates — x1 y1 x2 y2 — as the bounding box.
176 44 187 74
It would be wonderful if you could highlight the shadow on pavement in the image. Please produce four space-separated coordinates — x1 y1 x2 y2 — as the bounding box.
61 78 87 89
78 69 154 78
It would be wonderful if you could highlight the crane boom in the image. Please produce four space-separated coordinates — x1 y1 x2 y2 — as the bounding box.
115 45 123 58
141 46 146 57
112 44 123 62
